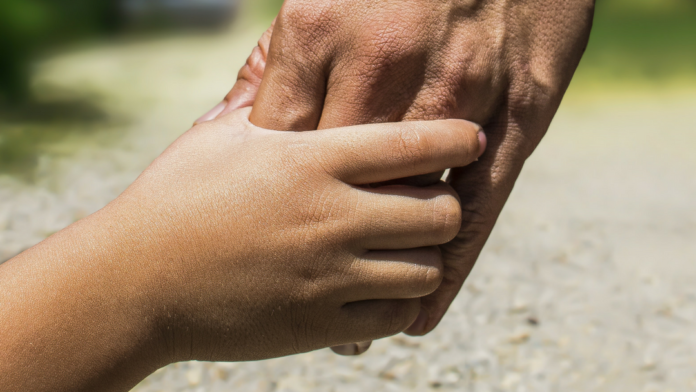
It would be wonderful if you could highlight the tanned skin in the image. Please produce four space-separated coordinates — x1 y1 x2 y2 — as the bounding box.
200 0 595 354
0 109 484 391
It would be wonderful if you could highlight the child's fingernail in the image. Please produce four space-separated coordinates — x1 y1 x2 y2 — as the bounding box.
405 308 429 336
194 102 226 125
478 129 487 157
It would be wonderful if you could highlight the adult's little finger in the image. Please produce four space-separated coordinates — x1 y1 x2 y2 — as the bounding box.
194 21 274 125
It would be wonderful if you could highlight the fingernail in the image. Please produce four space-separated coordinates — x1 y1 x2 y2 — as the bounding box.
331 344 355 356
405 309 429 336
331 341 372 356
194 102 226 125
477 129 487 157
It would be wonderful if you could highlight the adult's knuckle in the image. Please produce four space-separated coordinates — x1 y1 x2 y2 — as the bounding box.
360 23 407 63
278 0 338 47
440 205 493 264
352 21 429 103
459 191 494 226
455 211 490 244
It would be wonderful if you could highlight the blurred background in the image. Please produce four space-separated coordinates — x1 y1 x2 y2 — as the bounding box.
1 0 695 391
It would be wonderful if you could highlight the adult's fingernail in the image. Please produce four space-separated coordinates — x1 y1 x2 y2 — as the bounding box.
404 308 429 336
478 129 487 157
194 102 226 125
331 341 372 356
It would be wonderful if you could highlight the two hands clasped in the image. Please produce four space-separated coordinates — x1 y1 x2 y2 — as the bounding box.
0 0 595 390
0 108 485 391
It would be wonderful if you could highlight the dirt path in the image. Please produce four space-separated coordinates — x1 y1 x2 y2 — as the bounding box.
1 26 695 392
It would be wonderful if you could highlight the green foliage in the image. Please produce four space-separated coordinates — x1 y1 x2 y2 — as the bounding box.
261 0 285 16
0 0 118 102
0 96 111 178
245 0 284 22
575 0 696 86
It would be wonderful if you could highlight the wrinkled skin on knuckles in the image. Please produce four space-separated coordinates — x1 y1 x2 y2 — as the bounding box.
209 0 595 345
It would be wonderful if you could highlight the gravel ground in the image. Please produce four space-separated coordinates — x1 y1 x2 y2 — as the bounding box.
1 28 695 392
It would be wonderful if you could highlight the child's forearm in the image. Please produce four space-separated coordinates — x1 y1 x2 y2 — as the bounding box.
0 109 484 391
0 209 168 392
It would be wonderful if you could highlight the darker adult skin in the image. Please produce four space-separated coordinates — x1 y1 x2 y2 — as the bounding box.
201 0 595 353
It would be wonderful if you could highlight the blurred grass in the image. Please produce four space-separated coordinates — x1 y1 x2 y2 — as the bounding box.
0 0 118 101
242 0 283 23
570 0 696 94
0 92 114 179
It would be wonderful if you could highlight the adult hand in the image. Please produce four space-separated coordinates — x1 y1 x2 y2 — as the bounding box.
1 109 484 391
200 0 595 351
